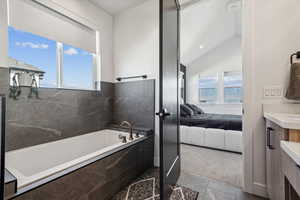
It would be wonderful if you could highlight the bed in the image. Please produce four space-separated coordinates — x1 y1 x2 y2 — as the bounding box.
180 104 243 153
180 113 242 131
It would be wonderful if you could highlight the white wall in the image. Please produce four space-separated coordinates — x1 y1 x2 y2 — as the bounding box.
113 0 160 166
114 0 159 80
186 37 242 115
1 0 114 82
243 0 300 196
0 0 8 68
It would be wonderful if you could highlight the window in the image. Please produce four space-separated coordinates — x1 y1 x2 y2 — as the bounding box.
199 76 218 103
63 44 94 90
198 71 243 104
8 26 57 88
8 26 97 90
224 71 243 103
8 0 99 91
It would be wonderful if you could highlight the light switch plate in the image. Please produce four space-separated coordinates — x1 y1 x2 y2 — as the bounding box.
264 86 283 98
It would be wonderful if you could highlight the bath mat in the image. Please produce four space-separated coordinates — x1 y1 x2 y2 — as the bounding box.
112 168 199 200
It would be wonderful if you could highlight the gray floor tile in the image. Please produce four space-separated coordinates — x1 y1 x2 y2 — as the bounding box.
207 179 241 195
203 188 236 200
179 144 267 200
235 190 268 200
178 171 267 200
178 171 209 195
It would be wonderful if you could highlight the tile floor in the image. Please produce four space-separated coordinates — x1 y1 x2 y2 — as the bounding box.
179 144 267 200
113 168 199 200
178 172 266 200
181 144 243 187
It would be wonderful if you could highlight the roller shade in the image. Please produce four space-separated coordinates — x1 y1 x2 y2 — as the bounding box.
9 0 96 53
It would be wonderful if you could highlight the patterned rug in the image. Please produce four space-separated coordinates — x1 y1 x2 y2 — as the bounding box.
113 168 199 200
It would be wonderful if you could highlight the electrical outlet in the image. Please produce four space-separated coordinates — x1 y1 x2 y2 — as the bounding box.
264 86 283 98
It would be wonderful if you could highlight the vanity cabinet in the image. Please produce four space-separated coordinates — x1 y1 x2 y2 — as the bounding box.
266 120 287 200
282 150 300 200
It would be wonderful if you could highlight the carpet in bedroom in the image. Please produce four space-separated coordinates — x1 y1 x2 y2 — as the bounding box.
112 168 199 200
181 144 243 188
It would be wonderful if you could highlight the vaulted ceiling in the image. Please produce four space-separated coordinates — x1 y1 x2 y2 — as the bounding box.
180 0 242 65
89 0 149 15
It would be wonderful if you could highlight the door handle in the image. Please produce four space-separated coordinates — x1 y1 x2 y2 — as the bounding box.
156 108 171 119
267 127 275 150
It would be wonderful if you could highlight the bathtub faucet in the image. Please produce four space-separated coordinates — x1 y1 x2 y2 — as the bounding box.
120 121 134 141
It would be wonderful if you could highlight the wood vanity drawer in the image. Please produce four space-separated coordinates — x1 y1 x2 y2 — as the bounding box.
282 150 300 196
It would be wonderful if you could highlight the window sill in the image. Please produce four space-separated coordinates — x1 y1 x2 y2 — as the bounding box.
10 85 100 92
199 103 242 106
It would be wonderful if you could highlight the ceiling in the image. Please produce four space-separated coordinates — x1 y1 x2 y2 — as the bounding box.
180 0 242 65
89 0 148 15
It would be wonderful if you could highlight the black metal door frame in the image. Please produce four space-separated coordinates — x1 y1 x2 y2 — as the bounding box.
0 95 6 200
158 0 181 199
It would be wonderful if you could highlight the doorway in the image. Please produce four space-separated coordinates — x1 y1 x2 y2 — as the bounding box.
178 0 244 189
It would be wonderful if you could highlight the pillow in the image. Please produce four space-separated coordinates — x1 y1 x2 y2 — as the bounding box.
186 104 204 114
180 107 188 117
180 104 194 116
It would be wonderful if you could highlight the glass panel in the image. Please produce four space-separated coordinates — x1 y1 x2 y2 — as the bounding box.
224 71 243 103
224 87 243 103
8 26 57 88
199 76 218 103
224 71 242 87
199 88 218 103
63 44 94 90
199 76 218 88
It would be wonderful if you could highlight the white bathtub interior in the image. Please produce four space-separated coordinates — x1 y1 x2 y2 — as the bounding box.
5 129 143 189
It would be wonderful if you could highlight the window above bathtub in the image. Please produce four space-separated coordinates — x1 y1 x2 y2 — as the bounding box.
7 0 101 91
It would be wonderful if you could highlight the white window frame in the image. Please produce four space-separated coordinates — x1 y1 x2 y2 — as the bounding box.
199 70 243 105
199 74 219 104
223 71 243 104
7 0 102 91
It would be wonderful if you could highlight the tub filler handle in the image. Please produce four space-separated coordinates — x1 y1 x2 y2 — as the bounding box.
118 134 127 143
135 132 140 138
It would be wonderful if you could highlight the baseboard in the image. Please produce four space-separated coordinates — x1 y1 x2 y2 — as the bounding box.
251 182 268 198
181 143 242 154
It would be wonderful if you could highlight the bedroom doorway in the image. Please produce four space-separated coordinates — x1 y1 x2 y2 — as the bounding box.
178 0 244 190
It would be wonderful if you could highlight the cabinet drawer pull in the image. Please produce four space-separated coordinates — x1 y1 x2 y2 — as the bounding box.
267 127 275 150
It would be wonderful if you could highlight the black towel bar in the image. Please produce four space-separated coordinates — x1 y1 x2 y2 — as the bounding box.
290 51 300 65
116 75 147 82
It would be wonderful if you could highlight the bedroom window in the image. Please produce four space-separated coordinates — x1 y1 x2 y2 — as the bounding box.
199 71 243 104
199 76 218 103
224 71 243 103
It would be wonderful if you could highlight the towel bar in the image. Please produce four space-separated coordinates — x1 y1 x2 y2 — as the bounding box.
116 75 147 82
290 51 300 65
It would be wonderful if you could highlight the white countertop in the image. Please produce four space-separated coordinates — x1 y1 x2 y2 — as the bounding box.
264 112 300 130
281 141 300 166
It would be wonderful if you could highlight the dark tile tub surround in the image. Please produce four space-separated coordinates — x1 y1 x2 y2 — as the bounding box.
9 136 154 200
0 66 155 151
6 84 114 151
0 66 114 151
5 169 17 199
113 79 155 130
0 67 9 95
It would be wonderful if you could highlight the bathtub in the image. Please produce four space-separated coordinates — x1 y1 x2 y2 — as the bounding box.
5 129 145 190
